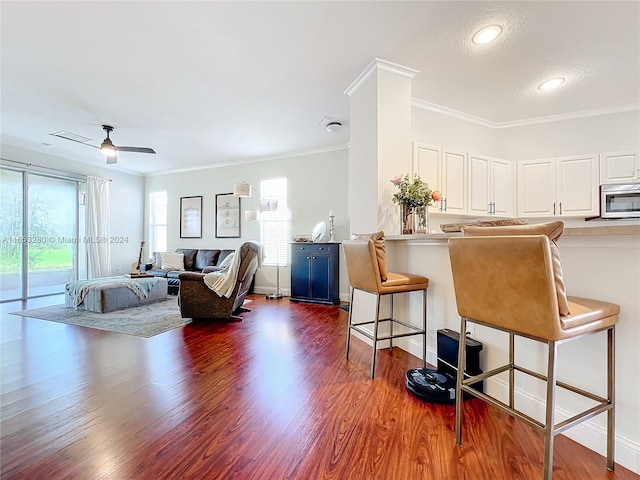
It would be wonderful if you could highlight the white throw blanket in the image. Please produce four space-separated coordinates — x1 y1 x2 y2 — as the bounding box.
203 242 263 298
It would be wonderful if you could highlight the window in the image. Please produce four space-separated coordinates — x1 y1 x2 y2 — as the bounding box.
149 191 167 255
260 177 289 266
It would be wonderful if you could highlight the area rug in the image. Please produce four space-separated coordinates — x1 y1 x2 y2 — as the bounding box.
9 298 190 338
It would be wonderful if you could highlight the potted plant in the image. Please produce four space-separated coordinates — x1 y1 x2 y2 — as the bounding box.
391 174 441 234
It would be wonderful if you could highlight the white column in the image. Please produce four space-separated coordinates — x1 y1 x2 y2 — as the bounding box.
345 58 418 235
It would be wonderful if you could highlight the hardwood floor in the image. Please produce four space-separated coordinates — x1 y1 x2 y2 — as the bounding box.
1 294 637 480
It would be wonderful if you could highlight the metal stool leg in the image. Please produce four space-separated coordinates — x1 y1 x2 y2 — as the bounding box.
543 340 558 480
370 294 381 379
509 332 515 409
422 289 427 369
389 294 394 351
346 287 355 360
607 326 616 470
455 316 467 446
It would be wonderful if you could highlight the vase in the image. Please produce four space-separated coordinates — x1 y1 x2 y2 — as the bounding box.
414 206 428 234
400 203 414 234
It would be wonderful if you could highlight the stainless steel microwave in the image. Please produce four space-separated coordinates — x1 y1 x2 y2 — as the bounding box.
600 183 640 218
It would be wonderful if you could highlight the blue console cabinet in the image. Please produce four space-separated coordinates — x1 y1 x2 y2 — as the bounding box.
290 243 340 305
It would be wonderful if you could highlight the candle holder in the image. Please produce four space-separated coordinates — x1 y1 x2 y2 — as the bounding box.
328 213 337 242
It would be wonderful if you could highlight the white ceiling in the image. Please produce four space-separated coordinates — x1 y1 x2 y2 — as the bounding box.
1 1 638 175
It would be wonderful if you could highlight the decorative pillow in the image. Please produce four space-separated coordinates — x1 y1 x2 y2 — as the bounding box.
160 252 185 271
462 221 570 315
151 251 170 269
219 253 235 268
350 231 388 281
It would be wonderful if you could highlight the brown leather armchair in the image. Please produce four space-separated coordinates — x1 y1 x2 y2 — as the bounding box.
178 241 262 320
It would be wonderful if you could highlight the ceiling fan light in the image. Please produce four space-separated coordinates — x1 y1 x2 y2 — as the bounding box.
100 138 116 156
472 25 503 45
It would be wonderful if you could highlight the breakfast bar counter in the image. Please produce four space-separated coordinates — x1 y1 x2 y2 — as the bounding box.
381 222 639 468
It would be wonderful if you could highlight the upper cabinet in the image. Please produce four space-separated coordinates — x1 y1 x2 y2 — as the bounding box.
599 151 639 184
412 143 441 191
413 143 466 215
467 153 515 216
517 155 598 217
441 149 467 214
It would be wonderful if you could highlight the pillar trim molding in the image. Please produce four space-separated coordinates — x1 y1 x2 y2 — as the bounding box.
344 57 419 97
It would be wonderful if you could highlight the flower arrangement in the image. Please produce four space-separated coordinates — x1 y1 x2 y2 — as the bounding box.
390 174 441 208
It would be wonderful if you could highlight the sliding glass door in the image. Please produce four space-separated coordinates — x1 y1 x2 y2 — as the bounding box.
27 174 78 297
0 167 81 301
0 169 24 301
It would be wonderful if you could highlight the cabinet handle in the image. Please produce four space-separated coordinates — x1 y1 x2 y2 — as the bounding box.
312 256 316 259
443 198 447 212
559 202 562 215
492 202 496 215
306 256 310 259
553 202 556 215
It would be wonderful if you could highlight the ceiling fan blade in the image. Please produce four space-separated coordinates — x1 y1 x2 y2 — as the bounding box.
114 146 156 154
106 152 118 164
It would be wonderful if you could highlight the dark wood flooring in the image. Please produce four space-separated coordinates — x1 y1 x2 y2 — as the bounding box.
1 294 637 480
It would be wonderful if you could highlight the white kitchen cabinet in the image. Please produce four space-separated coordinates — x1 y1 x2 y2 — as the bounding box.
441 149 467 214
412 143 466 214
599 151 639 184
467 153 490 216
491 157 515 217
468 153 514 216
517 155 598 217
412 143 441 191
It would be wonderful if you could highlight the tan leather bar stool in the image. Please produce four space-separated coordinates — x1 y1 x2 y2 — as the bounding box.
448 232 618 480
343 234 429 379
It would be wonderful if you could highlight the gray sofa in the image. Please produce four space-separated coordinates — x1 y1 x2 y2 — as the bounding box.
146 248 234 294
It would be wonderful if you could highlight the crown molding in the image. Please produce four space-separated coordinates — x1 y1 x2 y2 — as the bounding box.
146 144 349 177
344 58 419 97
411 98 640 129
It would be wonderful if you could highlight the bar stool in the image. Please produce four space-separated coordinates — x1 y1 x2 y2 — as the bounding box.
448 228 618 479
343 233 429 379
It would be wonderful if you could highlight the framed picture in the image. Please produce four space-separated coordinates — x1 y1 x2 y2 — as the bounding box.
180 196 203 238
216 193 241 238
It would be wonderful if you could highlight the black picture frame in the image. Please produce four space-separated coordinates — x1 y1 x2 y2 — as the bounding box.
180 196 203 238
215 193 241 238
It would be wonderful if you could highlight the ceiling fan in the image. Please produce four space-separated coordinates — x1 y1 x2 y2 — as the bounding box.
98 125 156 164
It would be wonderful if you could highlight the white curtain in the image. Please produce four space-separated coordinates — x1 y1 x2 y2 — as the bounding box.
86 176 111 278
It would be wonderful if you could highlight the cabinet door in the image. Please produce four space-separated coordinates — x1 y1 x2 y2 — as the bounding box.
517 159 556 217
442 149 467 214
491 157 515 217
557 154 599 217
309 255 331 302
291 252 311 299
412 143 441 191
599 151 639 184
467 153 491 216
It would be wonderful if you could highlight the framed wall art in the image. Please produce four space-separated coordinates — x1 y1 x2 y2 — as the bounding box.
180 196 203 238
216 193 241 238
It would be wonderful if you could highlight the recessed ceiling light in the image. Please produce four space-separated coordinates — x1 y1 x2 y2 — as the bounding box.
538 77 566 91
472 25 503 45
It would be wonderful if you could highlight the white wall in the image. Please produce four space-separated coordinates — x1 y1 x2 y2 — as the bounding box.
0 144 145 275
412 106 498 155
495 110 640 161
144 147 351 298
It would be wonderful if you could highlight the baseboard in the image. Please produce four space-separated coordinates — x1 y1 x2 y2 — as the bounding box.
253 286 291 296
